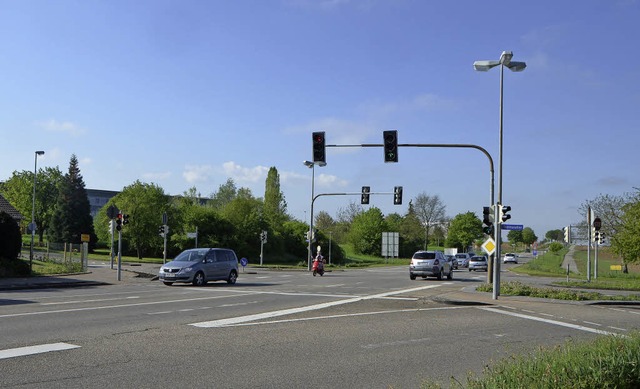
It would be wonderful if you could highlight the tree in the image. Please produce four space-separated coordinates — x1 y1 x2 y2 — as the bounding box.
399 201 425 256
507 230 523 248
521 227 538 247
263 166 288 231
545 229 563 242
413 193 446 249
110 180 172 259
349 207 387 255
1 167 63 243
611 199 640 265
210 178 237 210
220 192 265 259
48 155 96 248
445 212 482 251
579 193 635 240
314 211 335 231
549 242 563 254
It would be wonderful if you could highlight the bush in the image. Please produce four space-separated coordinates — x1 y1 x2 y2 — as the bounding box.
0 211 22 261
0 257 30 277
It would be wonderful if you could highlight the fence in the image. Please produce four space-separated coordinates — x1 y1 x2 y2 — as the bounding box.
21 242 89 272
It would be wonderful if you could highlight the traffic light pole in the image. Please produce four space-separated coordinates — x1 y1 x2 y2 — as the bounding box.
328 142 497 293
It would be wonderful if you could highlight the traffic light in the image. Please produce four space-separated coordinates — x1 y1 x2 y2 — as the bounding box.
383 130 398 163
108 220 114 233
122 214 130 226
158 225 165 237
599 232 606 245
594 231 600 244
312 131 326 163
116 213 122 231
361 186 370 205
563 226 571 243
498 205 511 223
591 225 596 243
260 231 268 243
482 206 495 235
393 186 403 205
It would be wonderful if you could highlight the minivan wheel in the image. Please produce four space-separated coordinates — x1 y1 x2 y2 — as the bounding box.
192 271 206 286
227 270 238 284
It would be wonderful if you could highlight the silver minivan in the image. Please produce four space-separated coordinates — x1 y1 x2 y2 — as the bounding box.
158 248 239 286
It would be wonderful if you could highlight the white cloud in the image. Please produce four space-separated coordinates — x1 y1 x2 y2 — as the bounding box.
221 161 269 184
316 173 348 188
37 119 86 136
183 165 215 184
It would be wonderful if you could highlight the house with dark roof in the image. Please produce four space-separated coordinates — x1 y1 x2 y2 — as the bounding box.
0 194 23 222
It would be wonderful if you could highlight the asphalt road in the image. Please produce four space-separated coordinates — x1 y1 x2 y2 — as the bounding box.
1 265 638 388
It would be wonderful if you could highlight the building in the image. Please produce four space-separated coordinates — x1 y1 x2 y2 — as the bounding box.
86 189 119 218
0 193 24 223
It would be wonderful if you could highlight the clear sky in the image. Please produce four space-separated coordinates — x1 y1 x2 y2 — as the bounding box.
1 0 638 240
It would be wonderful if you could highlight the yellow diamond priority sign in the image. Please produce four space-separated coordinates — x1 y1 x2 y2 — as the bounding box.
481 238 496 256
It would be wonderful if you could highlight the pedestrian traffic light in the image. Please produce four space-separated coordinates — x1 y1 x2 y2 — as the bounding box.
383 130 398 163
312 131 326 163
563 226 571 243
393 186 403 205
482 205 495 235
361 186 370 205
116 213 122 231
122 214 130 226
498 205 511 223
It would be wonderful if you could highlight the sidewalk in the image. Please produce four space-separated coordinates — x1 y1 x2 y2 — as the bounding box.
561 245 580 274
0 261 161 291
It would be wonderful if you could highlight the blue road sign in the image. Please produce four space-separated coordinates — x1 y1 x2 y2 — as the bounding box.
501 224 524 231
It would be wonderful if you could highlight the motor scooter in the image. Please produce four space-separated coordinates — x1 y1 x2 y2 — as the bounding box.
312 257 325 276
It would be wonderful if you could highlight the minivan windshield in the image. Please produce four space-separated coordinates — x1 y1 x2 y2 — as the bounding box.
173 249 208 262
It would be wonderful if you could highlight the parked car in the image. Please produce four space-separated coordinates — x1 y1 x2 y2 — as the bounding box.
445 254 458 269
468 255 488 272
503 253 518 264
454 253 472 268
158 248 239 286
409 250 453 280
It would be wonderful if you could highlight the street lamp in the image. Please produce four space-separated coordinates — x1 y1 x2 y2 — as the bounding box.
474 51 526 299
30 150 45 273
303 160 326 271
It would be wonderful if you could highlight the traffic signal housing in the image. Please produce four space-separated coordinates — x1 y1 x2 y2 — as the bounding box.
393 186 403 205
122 214 130 226
361 186 370 205
498 205 511 223
563 226 571 243
158 225 165 237
116 213 122 231
312 131 326 163
383 130 398 163
482 205 495 235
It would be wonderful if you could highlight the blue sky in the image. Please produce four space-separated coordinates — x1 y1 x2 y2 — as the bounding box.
1 0 638 239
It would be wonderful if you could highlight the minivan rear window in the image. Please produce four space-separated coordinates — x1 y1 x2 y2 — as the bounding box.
413 252 436 259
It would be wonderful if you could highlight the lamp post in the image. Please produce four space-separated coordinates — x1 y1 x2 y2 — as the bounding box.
303 160 326 271
30 150 45 273
474 51 526 299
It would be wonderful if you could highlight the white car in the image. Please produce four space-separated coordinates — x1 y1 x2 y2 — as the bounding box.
503 253 518 264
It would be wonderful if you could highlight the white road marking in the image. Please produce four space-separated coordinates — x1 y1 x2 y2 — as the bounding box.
190 283 445 328
222 306 469 328
41 296 141 305
479 307 619 336
0 294 247 319
0 343 80 360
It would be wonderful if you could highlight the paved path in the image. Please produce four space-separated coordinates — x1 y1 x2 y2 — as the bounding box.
561 245 580 274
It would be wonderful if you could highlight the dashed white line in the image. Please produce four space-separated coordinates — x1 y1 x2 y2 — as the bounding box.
0 343 80 360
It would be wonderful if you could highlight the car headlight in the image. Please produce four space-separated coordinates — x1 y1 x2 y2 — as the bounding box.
178 267 193 274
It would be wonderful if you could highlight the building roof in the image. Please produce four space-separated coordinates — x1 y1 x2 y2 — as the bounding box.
0 194 24 221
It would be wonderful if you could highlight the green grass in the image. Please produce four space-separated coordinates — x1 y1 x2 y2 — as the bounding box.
416 331 640 388
477 281 640 301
